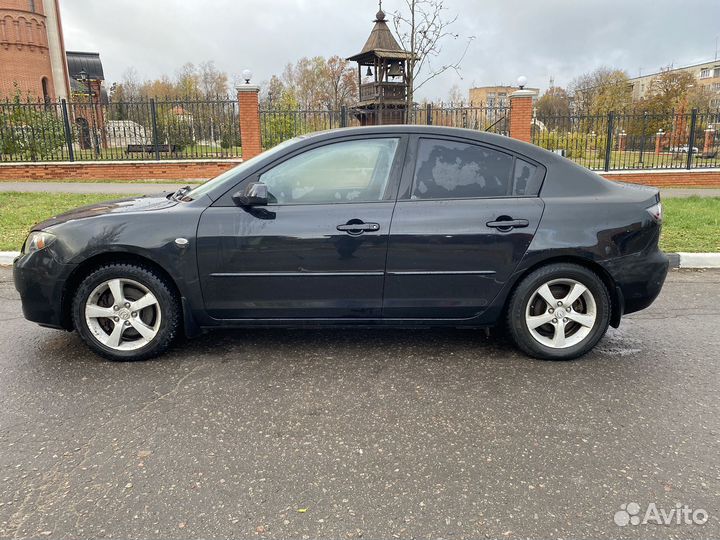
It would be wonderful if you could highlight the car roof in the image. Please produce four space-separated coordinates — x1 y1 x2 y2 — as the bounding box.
300 125 562 166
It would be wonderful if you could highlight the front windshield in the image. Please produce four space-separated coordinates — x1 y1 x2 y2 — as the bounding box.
185 137 300 200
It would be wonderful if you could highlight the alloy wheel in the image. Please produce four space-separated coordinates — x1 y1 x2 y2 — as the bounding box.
84 278 162 351
524 278 597 349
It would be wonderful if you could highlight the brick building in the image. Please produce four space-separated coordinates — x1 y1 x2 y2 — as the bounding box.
0 0 71 100
469 85 539 107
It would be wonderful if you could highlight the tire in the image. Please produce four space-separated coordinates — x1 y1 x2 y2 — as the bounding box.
71 263 180 361
506 263 611 360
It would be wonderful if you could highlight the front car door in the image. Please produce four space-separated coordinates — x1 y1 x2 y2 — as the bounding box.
383 135 545 319
196 135 406 320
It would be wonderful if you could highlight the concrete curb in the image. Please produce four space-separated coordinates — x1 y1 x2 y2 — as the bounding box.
2 251 720 268
0 252 18 266
676 252 720 268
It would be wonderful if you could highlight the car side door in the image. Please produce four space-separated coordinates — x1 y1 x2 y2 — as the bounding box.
196 135 407 320
382 135 545 319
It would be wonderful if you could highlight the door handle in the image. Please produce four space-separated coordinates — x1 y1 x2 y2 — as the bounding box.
486 218 529 230
337 222 380 235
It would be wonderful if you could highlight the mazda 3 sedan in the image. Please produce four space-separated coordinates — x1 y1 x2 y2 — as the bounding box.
14 126 668 361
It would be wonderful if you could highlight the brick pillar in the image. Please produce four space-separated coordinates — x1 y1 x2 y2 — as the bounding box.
703 128 715 155
237 84 262 160
655 131 665 155
617 131 626 152
508 89 534 143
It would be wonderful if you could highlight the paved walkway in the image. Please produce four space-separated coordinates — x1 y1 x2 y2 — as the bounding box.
659 188 720 198
0 182 718 198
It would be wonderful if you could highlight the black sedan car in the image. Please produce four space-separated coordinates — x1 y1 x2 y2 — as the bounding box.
14 126 668 361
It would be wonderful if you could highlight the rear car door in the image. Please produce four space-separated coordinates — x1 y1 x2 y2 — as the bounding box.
382 135 545 319
196 136 406 320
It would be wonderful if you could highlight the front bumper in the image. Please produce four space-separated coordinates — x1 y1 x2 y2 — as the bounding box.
602 248 669 315
13 251 77 329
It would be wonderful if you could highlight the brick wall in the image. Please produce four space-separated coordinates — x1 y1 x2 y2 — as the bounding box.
602 170 720 187
0 1 56 99
508 91 534 143
0 160 240 181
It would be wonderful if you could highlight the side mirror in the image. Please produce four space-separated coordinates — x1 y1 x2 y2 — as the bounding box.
232 182 268 206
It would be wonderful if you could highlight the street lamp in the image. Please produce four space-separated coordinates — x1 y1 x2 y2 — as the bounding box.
75 69 99 156
242 69 253 84
517 75 528 90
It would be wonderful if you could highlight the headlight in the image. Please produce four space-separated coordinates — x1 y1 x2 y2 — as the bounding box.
23 231 56 255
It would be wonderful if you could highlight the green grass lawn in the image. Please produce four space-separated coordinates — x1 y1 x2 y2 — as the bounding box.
0 193 718 253
661 197 720 253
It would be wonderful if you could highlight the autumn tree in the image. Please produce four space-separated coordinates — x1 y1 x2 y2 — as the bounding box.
174 63 202 98
270 56 357 110
569 67 632 115
324 55 358 111
535 86 571 118
641 68 709 113
392 0 474 111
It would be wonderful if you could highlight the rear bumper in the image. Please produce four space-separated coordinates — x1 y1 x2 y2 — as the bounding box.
13 251 76 329
602 249 669 315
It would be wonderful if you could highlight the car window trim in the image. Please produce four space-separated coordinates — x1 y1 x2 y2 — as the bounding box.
398 134 546 201
212 134 408 207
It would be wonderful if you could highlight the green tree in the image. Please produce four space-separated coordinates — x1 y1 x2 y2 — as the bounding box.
535 86 571 127
261 91 303 148
0 89 66 160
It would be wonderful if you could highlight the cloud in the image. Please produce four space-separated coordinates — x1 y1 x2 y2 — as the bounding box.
60 0 720 100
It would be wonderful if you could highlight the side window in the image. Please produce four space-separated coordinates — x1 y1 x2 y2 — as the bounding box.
259 138 399 205
411 139 514 199
512 158 539 196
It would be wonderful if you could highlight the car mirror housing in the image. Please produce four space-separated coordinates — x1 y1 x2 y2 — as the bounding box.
232 182 269 207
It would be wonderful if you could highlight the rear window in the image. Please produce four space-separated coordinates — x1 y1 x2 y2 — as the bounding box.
411 139 514 199
512 158 539 196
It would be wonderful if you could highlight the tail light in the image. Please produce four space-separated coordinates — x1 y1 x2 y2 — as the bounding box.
646 202 662 223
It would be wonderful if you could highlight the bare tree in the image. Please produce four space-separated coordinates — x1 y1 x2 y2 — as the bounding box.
392 0 474 111
199 61 229 98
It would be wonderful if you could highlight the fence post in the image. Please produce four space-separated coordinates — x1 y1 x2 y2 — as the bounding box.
60 99 74 162
638 112 648 166
150 99 160 160
508 89 534 142
426 103 433 125
686 108 698 170
237 83 262 159
340 105 347 128
603 111 614 172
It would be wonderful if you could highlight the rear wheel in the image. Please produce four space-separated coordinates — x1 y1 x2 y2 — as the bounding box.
507 263 611 360
71 263 180 361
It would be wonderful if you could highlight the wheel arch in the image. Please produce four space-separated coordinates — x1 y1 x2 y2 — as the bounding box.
504 255 622 328
60 251 183 331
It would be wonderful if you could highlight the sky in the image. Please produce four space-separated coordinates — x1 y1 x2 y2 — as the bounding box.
59 0 720 100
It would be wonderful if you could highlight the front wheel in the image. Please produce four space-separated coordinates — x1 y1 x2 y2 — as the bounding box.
507 263 611 360
71 263 180 361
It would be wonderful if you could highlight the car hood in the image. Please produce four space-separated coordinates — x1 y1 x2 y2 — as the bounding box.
34 194 178 231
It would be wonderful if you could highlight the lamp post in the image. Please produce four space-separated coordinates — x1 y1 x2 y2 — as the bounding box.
76 69 100 156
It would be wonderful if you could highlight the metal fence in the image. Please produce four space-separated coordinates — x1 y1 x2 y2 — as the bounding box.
0 97 241 162
533 109 720 171
259 102 510 149
4 97 719 171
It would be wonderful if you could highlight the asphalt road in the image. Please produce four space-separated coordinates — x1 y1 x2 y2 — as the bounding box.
0 267 719 539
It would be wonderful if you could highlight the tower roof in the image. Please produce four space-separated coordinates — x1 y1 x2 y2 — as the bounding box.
347 8 412 62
